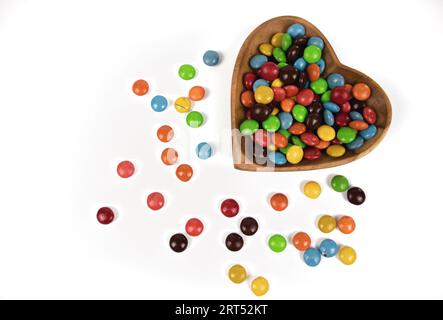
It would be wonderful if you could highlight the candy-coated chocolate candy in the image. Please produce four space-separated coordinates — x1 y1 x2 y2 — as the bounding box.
254 129 269 147
250 54 268 69
296 88 314 106
337 127 357 143
271 78 284 87
270 193 288 211
189 86 205 101
161 148 178 165
157 125 174 142
151 95 168 112
291 135 306 148
323 109 335 126
240 119 259 135
273 47 286 63
331 175 349 192
315 140 330 150
178 64 196 80
363 107 377 124
251 277 269 297
335 112 351 127
259 43 273 56
303 45 322 64
341 101 351 113
303 147 321 160
245 110 252 119
288 23 305 38
240 217 259 236
271 107 279 115
308 101 323 113
292 104 308 122
338 246 357 265
321 90 331 102
327 73 345 89
347 187 366 205
360 125 377 140
352 83 371 101
272 87 286 102
176 164 193 182
294 57 307 71
254 86 274 104
292 232 311 251
349 98 367 112
221 199 240 217
349 120 368 131
286 145 304 164
280 98 295 112
278 129 291 139
241 90 255 108
284 85 299 97
268 151 287 165
318 214 336 233
251 104 272 121
304 181 321 199
132 79 149 96
243 72 257 90
175 97 192 113
203 50 220 66
117 160 135 178
279 143 293 154
170 233 188 253
289 122 306 135
326 144 346 157
307 36 324 49
262 115 280 132
196 142 212 159
304 248 321 267
296 71 308 88
310 78 328 94
252 79 269 92
331 86 352 105
258 62 279 81
323 101 341 113
316 59 326 73
281 33 293 51
268 234 287 252
307 63 320 82
286 45 302 65
147 192 165 210
349 111 364 121
185 218 204 236
271 32 284 47
228 264 247 284
226 233 244 251
301 132 320 146
97 207 115 225
337 216 356 234
319 239 338 258
273 132 288 148
186 111 204 128
279 66 298 85
278 62 288 69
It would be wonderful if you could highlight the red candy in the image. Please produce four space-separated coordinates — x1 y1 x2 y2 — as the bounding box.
341 102 351 113
257 62 279 81
303 147 321 160
363 106 377 124
300 132 320 146
272 87 286 102
335 112 351 127
185 218 204 237
117 160 135 178
97 207 115 225
331 86 351 105
273 132 288 148
284 85 299 98
220 199 240 218
147 192 165 210
245 109 252 119
296 88 314 106
243 72 257 90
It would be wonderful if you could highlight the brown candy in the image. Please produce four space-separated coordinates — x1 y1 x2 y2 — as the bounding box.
279 66 298 85
308 101 323 114
347 187 366 205
240 217 259 236
305 113 322 131
226 233 244 251
251 103 272 121
169 233 188 253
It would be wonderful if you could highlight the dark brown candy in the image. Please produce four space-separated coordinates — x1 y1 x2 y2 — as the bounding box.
286 45 303 64
305 113 322 131
240 217 259 236
296 71 308 89
225 232 244 251
294 35 308 48
347 187 366 205
169 233 188 252
251 104 272 121
349 98 367 112
279 66 298 85
308 101 323 114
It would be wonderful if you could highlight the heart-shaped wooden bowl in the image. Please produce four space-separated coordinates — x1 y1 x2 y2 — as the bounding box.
231 16 392 171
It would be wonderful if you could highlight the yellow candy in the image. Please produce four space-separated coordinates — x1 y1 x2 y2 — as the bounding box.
326 145 346 157
271 33 284 48
318 214 336 233
271 107 279 115
317 125 336 142
174 97 192 113
251 276 269 296
259 43 273 56
286 145 304 164
271 78 283 88
338 246 357 265
228 264 247 284
304 181 321 199
254 86 274 104
267 144 277 151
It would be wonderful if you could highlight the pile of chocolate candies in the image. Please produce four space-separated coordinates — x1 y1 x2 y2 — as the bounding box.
239 23 378 165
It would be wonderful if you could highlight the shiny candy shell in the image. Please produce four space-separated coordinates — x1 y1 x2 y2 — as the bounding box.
151 95 168 112
268 151 287 165
304 248 321 267
360 125 377 140
249 54 268 69
303 181 321 199
318 215 336 233
326 144 346 157
174 97 192 113
203 50 220 66
339 246 357 265
319 239 338 258
196 142 212 159
286 145 304 164
254 86 274 104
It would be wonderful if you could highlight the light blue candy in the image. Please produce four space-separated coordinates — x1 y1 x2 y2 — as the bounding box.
268 151 287 166
346 136 365 150
303 248 321 267
287 23 305 39
278 112 293 130
249 54 267 69
294 57 307 71
323 101 341 113
360 125 377 140
203 50 220 66
327 73 345 89
151 95 168 112
253 79 269 92
196 142 212 159
323 109 335 126
316 59 326 74
319 239 338 258
349 111 364 121
307 36 324 50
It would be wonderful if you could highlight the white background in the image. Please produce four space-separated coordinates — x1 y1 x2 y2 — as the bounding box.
1 0 442 300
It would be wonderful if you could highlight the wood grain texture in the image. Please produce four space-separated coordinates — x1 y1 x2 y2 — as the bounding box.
231 16 392 172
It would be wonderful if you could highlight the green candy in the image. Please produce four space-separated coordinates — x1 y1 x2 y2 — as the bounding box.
291 136 306 148
278 62 288 69
337 127 357 143
281 33 293 51
310 78 328 94
292 104 308 122
321 90 332 102
279 143 293 154
273 48 286 63
178 64 196 80
278 129 291 139
239 119 259 135
262 115 280 132
268 234 287 253
186 111 204 128
331 175 350 192
303 45 322 64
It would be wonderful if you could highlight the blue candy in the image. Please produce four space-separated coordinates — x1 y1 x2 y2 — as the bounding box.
196 142 212 159
323 101 341 113
249 54 268 69
346 136 365 150
303 248 321 267
323 109 335 126
349 111 364 121
252 79 269 92
316 59 326 74
203 50 220 66
287 23 305 39
278 112 293 130
359 125 377 140
151 95 168 112
319 239 338 258
327 73 345 89
307 36 324 50
294 57 307 71
268 151 287 166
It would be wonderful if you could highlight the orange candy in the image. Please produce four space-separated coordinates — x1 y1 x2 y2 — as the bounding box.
161 148 178 165
352 83 371 101
337 216 356 234
132 79 149 96
273 133 288 149
289 123 306 135
157 125 174 142
189 86 205 101
307 64 320 82
281 98 295 112
292 232 311 251
270 193 288 211
176 164 193 182
315 140 330 150
241 90 255 108
349 120 369 131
